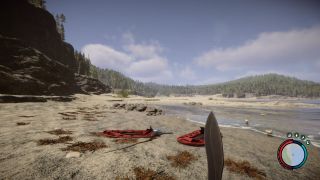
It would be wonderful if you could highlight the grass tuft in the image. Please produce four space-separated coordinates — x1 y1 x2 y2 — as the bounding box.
167 151 197 168
133 167 176 180
47 129 72 135
62 117 77 120
225 158 266 179
62 141 107 152
115 176 130 180
19 115 35 118
16 122 30 126
37 136 73 145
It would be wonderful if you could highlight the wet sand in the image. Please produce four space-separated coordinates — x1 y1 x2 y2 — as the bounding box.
0 94 319 179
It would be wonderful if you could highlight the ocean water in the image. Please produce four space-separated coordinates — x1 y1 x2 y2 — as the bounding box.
160 103 320 148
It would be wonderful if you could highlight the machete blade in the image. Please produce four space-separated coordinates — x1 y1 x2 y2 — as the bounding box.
205 112 224 180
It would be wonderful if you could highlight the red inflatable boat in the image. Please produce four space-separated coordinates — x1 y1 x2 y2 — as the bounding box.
177 127 205 146
102 127 155 138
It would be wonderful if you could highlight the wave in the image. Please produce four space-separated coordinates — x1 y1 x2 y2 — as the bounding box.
311 141 320 148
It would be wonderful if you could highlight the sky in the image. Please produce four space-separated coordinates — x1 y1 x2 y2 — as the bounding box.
46 0 320 85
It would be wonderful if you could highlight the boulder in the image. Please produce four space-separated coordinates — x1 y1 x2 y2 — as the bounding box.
125 104 137 111
190 102 197 106
146 107 163 116
146 111 156 116
136 104 147 112
145 107 157 113
112 103 121 108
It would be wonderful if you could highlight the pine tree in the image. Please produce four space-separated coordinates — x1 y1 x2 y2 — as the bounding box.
55 14 66 41
28 0 46 9
60 24 65 40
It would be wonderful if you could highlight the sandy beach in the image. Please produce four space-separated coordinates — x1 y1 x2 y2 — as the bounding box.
0 94 319 179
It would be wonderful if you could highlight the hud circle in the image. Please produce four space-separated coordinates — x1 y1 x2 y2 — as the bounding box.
277 139 308 170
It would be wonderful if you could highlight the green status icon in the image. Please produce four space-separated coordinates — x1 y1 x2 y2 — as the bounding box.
287 132 292 138
306 140 310 145
301 135 306 140
294 132 299 138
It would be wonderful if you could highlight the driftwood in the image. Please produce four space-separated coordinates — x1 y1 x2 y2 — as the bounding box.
205 112 224 180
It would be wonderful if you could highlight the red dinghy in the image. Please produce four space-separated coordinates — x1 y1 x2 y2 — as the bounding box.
177 127 205 146
102 127 155 138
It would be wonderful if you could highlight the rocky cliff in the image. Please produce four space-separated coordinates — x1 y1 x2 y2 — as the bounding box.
1 0 77 71
0 0 111 96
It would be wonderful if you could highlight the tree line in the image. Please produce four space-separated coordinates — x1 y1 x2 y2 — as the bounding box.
90 66 320 98
144 74 320 97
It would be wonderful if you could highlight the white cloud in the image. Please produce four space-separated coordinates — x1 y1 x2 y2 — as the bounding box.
126 57 168 77
130 70 173 83
126 43 163 58
82 33 173 83
179 66 196 80
82 44 132 70
195 26 320 77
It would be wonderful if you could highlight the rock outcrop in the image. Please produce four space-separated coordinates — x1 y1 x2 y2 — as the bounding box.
112 103 163 116
0 36 77 95
74 74 111 95
0 0 111 95
1 0 77 72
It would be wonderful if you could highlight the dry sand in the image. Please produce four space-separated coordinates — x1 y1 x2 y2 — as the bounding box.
0 94 319 179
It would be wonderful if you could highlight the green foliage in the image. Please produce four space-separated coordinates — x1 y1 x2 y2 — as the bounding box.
28 0 46 9
117 89 129 98
55 13 66 41
90 65 157 97
74 51 91 76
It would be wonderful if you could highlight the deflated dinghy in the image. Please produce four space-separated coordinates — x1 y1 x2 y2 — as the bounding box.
102 126 155 138
177 127 205 146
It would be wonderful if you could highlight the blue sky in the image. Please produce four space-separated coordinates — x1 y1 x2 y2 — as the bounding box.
46 0 320 84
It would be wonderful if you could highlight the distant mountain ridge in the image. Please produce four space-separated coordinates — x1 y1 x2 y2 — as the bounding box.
92 66 320 97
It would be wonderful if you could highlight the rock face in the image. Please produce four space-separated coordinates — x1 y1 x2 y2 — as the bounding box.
1 0 77 72
74 74 111 95
0 0 111 95
0 36 77 95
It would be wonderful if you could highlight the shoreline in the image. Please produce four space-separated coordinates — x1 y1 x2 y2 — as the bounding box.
175 113 320 149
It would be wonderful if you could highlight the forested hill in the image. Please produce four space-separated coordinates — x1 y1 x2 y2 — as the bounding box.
90 66 157 97
91 65 320 97
195 74 320 97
